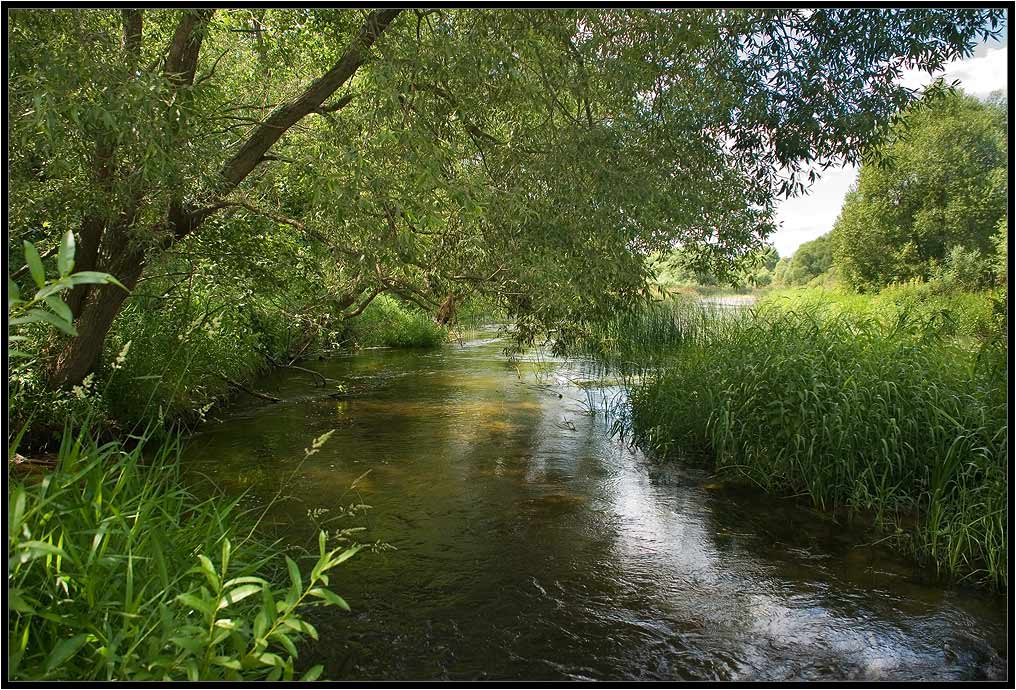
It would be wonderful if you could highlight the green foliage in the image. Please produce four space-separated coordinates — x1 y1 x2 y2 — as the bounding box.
832 91 1008 291
8 233 125 350
452 294 505 331
773 233 835 287
6 8 1003 385
931 245 995 291
8 236 128 444
8 428 355 681
612 297 1006 589
762 283 999 343
652 244 779 291
577 294 704 372
8 219 456 439
340 295 447 349
991 218 1008 286
100 283 285 428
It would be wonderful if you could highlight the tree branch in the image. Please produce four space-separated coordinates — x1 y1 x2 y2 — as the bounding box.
341 287 383 320
173 9 402 239
315 92 356 114
217 9 401 195
195 46 231 86
217 199 361 258
165 9 215 87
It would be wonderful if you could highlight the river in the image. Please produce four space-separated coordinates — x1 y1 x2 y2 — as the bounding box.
181 332 1006 681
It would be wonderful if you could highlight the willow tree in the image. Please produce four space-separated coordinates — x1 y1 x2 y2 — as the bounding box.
7 7 1003 386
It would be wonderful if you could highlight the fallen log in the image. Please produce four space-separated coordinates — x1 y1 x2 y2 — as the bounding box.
214 373 281 402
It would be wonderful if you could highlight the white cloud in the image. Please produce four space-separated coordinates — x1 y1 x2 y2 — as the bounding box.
771 42 1008 258
771 165 857 257
900 44 1008 96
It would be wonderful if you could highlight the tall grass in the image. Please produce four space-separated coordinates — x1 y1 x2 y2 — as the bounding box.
762 282 999 342
577 294 709 374
8 426 357 681
596 295 1007 589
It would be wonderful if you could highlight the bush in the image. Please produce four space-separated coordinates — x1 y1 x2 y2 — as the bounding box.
773 233 834 287
832 92 1007 291
340 295 447 349
101 286 286 426
932 245 995 291
452 294 504 330
991 218 1008 286
8 427 357 681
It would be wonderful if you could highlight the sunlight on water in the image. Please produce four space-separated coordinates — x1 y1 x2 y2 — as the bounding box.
182 333 1006 681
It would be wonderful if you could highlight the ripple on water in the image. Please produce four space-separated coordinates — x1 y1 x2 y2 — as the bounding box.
181 334 1007 681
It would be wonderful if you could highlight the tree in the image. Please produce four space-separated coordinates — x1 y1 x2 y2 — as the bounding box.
8 8 1003 384
773 233 834 286
832 91 1008 291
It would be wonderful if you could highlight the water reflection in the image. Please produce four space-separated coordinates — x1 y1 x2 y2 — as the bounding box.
182 335 1006 681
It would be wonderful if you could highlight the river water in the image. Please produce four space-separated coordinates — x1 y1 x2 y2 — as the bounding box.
181 333 1007 681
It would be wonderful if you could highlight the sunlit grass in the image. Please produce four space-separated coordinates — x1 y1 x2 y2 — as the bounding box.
8 426 357 680
590 293 1007 589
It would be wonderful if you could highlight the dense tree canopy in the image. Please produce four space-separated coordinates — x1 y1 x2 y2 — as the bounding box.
7 8 1003 384
832 91 1008 291
653 243 779 289
773 233 834 287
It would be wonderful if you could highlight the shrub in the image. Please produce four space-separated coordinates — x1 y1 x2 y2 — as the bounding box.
340 295 447 349
932 245 995 291
773 233 834 287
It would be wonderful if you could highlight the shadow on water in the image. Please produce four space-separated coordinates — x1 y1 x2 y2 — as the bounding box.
181 332 1007 681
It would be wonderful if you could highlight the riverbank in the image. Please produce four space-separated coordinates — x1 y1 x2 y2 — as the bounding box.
8 294 497 452
9 323 1006 680
595 287 1006 589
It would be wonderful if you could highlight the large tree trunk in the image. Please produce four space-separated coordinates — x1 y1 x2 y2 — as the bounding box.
65 214 106 318
48 232 146 388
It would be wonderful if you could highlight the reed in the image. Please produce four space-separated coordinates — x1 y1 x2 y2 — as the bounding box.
596 296 1007 589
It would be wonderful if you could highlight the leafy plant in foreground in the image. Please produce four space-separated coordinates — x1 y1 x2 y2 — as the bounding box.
8 230 125 355
8 429 357 681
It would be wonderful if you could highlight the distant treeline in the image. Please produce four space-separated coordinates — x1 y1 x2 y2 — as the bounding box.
656 90 1008 293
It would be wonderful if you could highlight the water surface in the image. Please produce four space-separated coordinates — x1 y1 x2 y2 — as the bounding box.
182 334 1007 681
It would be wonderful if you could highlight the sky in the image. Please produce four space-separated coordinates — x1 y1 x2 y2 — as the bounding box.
770 33 1009 258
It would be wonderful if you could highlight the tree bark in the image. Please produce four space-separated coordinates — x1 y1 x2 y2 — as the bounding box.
165 9 213 86
65 215 106 318
48 231 146 388
122 9 143 72
68 12 143 318
49 9 213 389
436 293 457 325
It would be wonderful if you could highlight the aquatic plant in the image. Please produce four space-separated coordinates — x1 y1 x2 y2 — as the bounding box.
598 296 1007 589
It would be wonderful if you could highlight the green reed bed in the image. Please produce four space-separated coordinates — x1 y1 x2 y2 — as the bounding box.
578 295 712 374
600 297 1006 589
8 427 357 681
